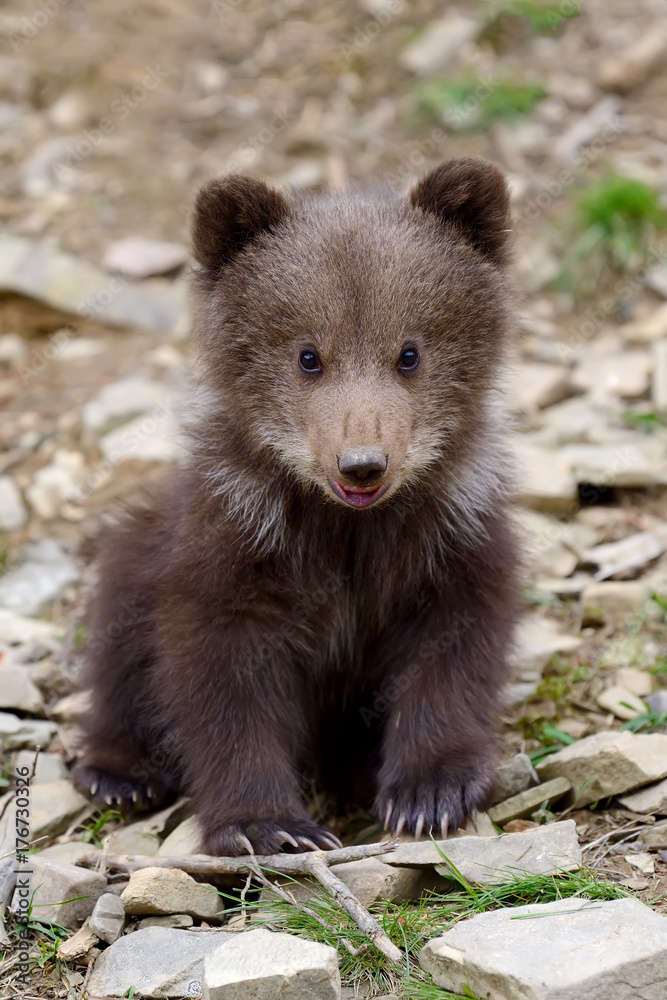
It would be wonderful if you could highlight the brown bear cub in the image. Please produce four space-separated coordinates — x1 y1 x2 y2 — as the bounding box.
73 158 519 856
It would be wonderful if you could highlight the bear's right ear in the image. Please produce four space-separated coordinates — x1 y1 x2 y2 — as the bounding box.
409 158 511 267
191 176 290 278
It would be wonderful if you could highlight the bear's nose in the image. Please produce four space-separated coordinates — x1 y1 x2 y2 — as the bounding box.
338 448 388 484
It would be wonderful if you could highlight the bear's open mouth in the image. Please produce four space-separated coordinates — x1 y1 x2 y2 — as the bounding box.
328 479 389 508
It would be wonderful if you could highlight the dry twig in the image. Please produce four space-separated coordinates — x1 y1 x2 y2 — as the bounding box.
80 840 402 963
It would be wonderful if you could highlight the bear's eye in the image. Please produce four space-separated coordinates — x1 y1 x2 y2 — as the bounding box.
398 347 420 372
299 349 321 373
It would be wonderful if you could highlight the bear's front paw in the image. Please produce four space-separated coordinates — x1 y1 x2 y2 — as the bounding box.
201 818 343 857
71 763 177 813
376 763 494 839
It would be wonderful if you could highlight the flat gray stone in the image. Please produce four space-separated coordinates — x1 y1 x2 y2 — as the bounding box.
121 866 224 921
530 396 606 448
30 780 90 842
87 926 230 998
105 821 160 855
399 13 479 75
488 777 572 825
158 815 203 856
583 581 654 626
623 302 667 340
0 711 57 751
50 690 92 722
82 377 183 432
640 820 667 848
0 331 27 365
597 685 646 721
329 857 448 904
516 509 578 580
619 777 667 816
88 891 125 944
384 821 581 884
136 797 192 838
510 615 582 675
138 913 194 930
38 841 102 866
647 691 667 715
0 665 44 713
420 897 667 999
103 237 188 278
25 449 85 520
654 338 667 413
598 24 667 93
0 236 185 335
512 363 573 411
572 350 652 399
99 412 184 465
561 441 667 488
0 539 79 616
617 667 653 698
0 609 60 646
582 531 664 582
12 857 107 928
536 731 667 806
514 441 578 512
0 476 27 530
491 753 540 805
12 750 67 784
20 136 81 198
203 928 340 1000
647 266 667 300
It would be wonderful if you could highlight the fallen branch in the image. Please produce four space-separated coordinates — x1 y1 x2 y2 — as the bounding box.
79 839 397 875
250 866 365 958
300 854 400 962
80 840 402 963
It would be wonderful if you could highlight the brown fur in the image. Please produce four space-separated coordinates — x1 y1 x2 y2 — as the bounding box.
72 159 519 855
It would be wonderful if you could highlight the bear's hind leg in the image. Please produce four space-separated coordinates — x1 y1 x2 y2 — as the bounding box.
72 510 179 813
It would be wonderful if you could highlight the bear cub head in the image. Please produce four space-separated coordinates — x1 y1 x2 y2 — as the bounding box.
191 159 512 514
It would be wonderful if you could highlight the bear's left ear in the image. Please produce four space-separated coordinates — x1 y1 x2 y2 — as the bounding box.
409 158 511 267
191 175 291 279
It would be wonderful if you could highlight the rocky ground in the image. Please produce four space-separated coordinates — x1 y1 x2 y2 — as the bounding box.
2 0 667 998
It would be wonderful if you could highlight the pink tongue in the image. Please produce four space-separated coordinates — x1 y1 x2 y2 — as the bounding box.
342 487 379 506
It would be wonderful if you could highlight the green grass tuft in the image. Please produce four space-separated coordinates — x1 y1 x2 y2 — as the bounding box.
79 808 123 847
556 175 667 294
485 0 581 33
412 76 545 131
224 865 633 999
620 707 667 734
